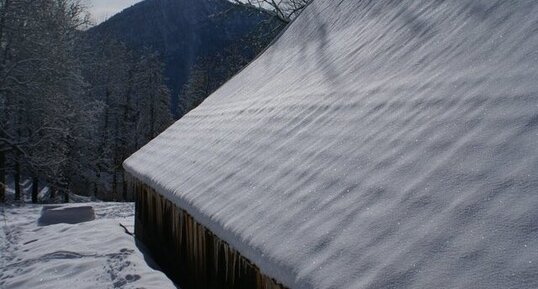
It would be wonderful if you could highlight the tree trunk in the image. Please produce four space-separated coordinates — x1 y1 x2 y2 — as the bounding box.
14 156 21 201
122 170 128 201
0 0 11 57
50 185 56 199
93 182 98 198
149 73 155 138
63 190 69 203
0 150 5 203
112 117 119 199
120 76 132 202
31 177 38 203
112 170 117 198
94 171 100 199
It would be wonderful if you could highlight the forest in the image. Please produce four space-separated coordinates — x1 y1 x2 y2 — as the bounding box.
0 0 172 202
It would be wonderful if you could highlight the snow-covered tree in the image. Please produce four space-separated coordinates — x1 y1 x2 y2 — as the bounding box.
231 0 312 23
76 39 172 201
0 0 91 203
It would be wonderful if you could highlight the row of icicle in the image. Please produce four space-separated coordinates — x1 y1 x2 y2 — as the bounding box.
127 174 287 289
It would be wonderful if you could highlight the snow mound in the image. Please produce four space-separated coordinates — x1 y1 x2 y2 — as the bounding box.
124 1 538 288
0 203 177 289
38 206 95 226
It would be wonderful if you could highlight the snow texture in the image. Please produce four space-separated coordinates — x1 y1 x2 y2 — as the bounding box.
0 203 177 289
124 1 538 288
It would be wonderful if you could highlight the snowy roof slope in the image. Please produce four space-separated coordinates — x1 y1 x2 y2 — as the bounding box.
124 1 538 288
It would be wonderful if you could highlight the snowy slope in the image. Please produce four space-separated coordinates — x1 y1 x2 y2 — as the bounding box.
0 203 177 289
124 1 538 288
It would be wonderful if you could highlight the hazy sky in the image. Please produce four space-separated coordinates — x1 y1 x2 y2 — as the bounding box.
87 0 144 24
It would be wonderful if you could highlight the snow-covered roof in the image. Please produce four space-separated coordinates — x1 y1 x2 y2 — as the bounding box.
124 1 538 288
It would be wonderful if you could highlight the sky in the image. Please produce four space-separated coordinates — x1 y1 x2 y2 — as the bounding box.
86 0 144 24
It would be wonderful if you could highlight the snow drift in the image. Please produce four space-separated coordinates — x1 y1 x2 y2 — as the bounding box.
124 0 538 288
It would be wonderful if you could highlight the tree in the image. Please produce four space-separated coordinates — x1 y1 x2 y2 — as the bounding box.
0 0 173 203
133 50 173 142
0 0 91 203
230 0 312 23
178 28 272 117
178 60 212 115
75 38 172 201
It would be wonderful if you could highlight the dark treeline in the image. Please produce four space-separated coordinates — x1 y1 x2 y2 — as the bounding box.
0 0 172 203
179 28 275 114
89 0 289 119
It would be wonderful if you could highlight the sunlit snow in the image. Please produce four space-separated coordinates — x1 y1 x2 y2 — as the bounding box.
0 203 177 289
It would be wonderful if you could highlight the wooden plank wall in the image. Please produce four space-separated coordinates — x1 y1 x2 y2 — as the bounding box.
129 176 288 289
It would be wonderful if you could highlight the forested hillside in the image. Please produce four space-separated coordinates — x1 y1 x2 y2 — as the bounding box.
89 0 285 118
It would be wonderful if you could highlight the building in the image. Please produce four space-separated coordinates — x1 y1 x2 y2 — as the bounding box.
124 1 538 288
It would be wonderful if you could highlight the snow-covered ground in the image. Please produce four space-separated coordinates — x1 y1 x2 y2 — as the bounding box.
0 202 177 289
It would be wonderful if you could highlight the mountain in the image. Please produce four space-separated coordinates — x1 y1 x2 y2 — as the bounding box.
88 0 284 118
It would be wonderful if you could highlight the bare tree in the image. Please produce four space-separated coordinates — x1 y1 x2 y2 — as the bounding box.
230 0 312 23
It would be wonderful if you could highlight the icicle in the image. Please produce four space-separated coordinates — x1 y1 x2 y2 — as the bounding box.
127 172 288 289
214 237 219 274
